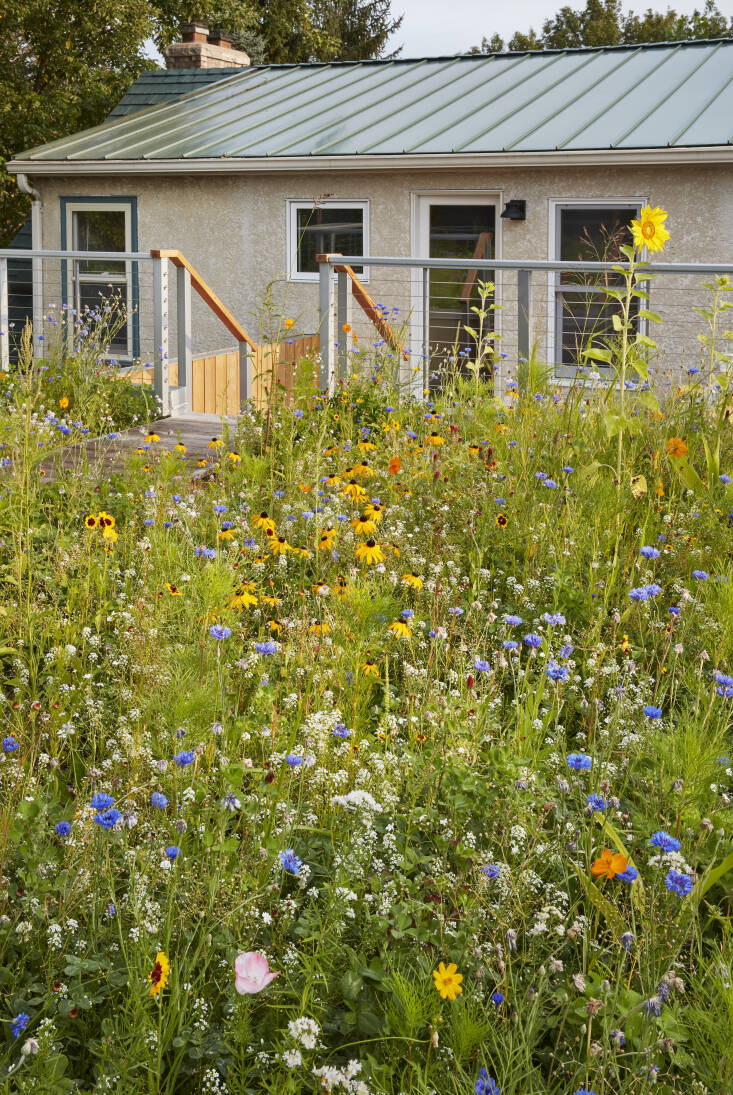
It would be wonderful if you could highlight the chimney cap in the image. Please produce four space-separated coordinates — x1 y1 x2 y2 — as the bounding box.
181 21 209 42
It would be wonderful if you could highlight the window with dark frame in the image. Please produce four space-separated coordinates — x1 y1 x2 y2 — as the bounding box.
72 209 130 356
295 205 365 275
555 206 639 370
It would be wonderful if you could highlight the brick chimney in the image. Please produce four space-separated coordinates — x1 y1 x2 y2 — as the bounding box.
162 22 250 69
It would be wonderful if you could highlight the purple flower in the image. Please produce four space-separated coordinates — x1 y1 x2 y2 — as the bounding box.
475 1068 501 1095
285 753 303 767
491 991 505 1005
546 660 570 682
151 792 168 809
586 793 606 813
165 845 181 860
502 640 519 650
474 658 491 673
91 793 115 811
255 641 278 656
332 724 351 739
93 808 121 830
503 615 522 627
616 864 638 883
482 864 500 879
209 624 232 641
559 643 574 658
10 1013 29 1039
523 633 543 649
692 570 709 580
174 750 195 767
55 821 71 837
543 479 558 489
542 612 566 626
2 736 19 753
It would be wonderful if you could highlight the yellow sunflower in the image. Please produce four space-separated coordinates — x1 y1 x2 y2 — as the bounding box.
630 205 670 254
355 539 385 566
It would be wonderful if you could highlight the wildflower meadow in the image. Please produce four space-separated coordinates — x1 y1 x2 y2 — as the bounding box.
0 209 732 1094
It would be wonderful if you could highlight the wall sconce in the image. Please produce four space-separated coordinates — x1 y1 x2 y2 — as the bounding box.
500 199 526 220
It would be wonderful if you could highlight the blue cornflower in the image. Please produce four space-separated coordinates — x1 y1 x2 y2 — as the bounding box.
151 792 168 809
504 615 523 627
449 606 463 616
475 1068 500 1095
720 474 731 484
332 724 351 739
692 570 709 580
562 465 574 473
650 830 680 853
668 605 680 616
494 497 506 506
643 705 663 719
586 793 606 813
172 494 182 502
255 641 278 656
474 658 491 673
91 792 115 811
490 991 505 1005
620 931 634 952
572 1090 597 1095
714 671 733 687
542 612 566 626
535 471 547 480
144 518 154 527
401 608 414 619
279 849 303 876
209 624 232 641
213 504 228 514
543 479 558 489
717 684 733 698
55 821 71 837
482 864 500 879
640 545 660 559
2 736 19 752
523 633 543 648
616 865 639 883
665 869 693 896
567 753 592 770
221 520 234 530
93 808 121 830
174 750 195 767
195 546 216 559
559 643 574 658
165 846 181 860
285 753 303 767
502 640 519 650
546 660 570 682
10 1013 30 1039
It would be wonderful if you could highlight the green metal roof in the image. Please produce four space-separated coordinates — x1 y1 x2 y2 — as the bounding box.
105 69 237 120
15 40 733 162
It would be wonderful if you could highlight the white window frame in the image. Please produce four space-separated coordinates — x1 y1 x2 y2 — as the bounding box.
286 199 369 283
64 201 134 359
548 197 646 376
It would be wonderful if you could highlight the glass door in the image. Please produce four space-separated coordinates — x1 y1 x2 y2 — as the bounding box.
427 203 495 380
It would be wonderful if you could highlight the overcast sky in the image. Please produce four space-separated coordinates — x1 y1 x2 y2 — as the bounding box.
387 0 733 55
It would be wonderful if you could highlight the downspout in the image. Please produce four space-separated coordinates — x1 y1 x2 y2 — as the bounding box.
16 173 44 359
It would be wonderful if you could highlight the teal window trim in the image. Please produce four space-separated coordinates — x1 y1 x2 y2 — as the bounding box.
60 196 140 361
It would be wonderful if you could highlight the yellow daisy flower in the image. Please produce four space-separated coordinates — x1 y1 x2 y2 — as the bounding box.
342 480 367 502
355 539 385 566
351 514 377 538
269 536 290 556
361 658 379 678
388 619 412 639
253 512 276 533
148 952 170 997
401 572 423 590
432 961 463 1001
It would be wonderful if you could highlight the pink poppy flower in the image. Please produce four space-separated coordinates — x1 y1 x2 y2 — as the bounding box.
234 951 279 995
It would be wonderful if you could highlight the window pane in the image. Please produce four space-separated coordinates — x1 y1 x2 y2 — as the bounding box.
559 207 636 288
73 210 126 275
296 207 363 273
78 281 129 354
558 290 639 367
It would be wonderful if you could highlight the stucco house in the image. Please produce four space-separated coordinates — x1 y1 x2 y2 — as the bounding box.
7 29 733 392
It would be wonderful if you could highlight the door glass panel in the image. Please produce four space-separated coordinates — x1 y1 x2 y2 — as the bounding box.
296 207 364 274
428 204 495 368
77 282 130 353
73 210 126 275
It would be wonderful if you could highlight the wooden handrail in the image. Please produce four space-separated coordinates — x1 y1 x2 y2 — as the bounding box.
317 253 407 359
459 232 493 304
150 249 258 351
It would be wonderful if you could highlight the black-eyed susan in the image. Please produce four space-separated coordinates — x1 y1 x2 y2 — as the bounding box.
342 480 367 503
196 458 207 468
261 594 281 608
166 583 183 596
269 619 283 634
352 461 375 479
229 588 258 609
357 440 376 452
332 576 349 598
318 528 337 551
148 951 170 997
383 542 401 558
355 539 385 566
219 529 235 541
293 547 311 560
351 514 377 537
620 634 631 654
309 622 331 636
324 474 341 489
432 961 463 1001
630 205 670 254
253 512 276 533
364 502 384 523
174 442 187 455
145 432 161 444
468 444 480 456
208 437 224 450
388 618 412 639
227 452 242 466
362 658 379 678
323 444 339 457
426 433 444 447
401 572 423 591
269 536 290 556
496 513 508 529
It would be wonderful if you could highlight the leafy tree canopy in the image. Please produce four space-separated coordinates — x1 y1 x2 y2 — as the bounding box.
470 0 732 53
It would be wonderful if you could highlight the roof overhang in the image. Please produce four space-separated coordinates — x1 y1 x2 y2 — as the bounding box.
7 146 733 176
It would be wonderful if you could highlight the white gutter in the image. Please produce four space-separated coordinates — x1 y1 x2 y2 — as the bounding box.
6 146 733 176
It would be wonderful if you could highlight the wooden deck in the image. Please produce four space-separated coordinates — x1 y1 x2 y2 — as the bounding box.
41 414 239 480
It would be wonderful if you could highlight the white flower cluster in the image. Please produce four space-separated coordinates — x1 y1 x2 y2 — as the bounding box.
287 1016 320 1050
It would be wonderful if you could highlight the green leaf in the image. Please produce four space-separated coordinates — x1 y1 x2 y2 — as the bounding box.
582 346 613 363
697 850 733 901
634 333 657 349
571 863 625 937
637 390 660 415
638 309 662 322
611 313 623 332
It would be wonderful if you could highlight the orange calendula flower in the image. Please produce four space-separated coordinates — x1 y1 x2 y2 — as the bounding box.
630 205 670 254
148 951 170 997
590 849 628 880
284 318 294 330
355 539 385 566
666 437 687 459
432 961 463 1001
341 323 351 334
388 456 401 475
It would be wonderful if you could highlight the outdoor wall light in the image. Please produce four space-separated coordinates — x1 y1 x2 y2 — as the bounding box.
500 199 527 220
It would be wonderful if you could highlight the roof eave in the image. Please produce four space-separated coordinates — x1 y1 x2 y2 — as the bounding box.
7 146 733 175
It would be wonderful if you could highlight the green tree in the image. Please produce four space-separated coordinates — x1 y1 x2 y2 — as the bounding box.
473 0 732 53
312 0 403 61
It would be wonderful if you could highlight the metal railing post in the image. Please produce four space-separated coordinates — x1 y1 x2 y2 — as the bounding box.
517 268 532 368
152 255 170 415
336 268 351 380
176 265 192 412
31 201 43 361
422 265 429 396
238 341 252 408
0 258 9 371
318 257 334 393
